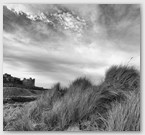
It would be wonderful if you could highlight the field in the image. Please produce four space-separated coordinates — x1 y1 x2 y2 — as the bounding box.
3 65 140 131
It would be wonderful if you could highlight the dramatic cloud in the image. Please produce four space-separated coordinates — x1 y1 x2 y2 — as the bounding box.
3 4 140 88
99 5 140 49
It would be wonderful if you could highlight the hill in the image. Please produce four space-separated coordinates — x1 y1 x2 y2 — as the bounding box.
3 87 46 98
3 86 48 104
3 65 140 131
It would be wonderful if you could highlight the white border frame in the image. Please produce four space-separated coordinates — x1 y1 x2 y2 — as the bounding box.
0 1 144 135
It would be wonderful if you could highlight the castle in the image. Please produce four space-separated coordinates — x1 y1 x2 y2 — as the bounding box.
3 73 35 87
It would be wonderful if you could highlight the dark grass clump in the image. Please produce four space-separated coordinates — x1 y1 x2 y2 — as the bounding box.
69 77 92 90
79 91 140 131
40 77 95 130
106 91 140 131
105 65 140 92
24 83 68 129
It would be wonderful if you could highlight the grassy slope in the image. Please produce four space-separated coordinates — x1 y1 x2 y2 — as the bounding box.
3 87 34 98
3 65 140 131
3 87 45 98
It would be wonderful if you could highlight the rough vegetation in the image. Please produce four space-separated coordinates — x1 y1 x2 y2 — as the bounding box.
3 87 45 98
3 65 140 131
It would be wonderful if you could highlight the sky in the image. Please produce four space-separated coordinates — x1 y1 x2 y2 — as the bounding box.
3 4 140 88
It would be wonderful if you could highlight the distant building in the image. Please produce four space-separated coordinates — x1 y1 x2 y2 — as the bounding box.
3 73 35 87
3 73 11 82
23 78 35 87
3 73 22 84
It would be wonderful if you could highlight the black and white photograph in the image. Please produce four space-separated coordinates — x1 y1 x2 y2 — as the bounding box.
3 4 140 131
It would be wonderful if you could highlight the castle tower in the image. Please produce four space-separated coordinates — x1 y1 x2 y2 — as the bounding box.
22 77 35 87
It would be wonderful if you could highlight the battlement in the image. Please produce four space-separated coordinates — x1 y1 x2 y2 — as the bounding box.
23 78 35 87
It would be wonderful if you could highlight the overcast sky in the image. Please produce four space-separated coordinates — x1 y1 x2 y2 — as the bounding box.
3 4 140 88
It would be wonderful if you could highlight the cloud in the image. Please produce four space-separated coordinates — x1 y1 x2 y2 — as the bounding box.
98 4 140 49
3 6 62 43
3 4 140 88
3 6 31 32
3 5 87 44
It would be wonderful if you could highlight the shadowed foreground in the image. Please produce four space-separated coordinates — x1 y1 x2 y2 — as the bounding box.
3 65 140 131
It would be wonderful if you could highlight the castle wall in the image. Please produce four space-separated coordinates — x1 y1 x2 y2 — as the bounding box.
22 78 35 87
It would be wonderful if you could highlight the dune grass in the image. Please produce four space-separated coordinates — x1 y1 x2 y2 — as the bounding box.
3 65 140 131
